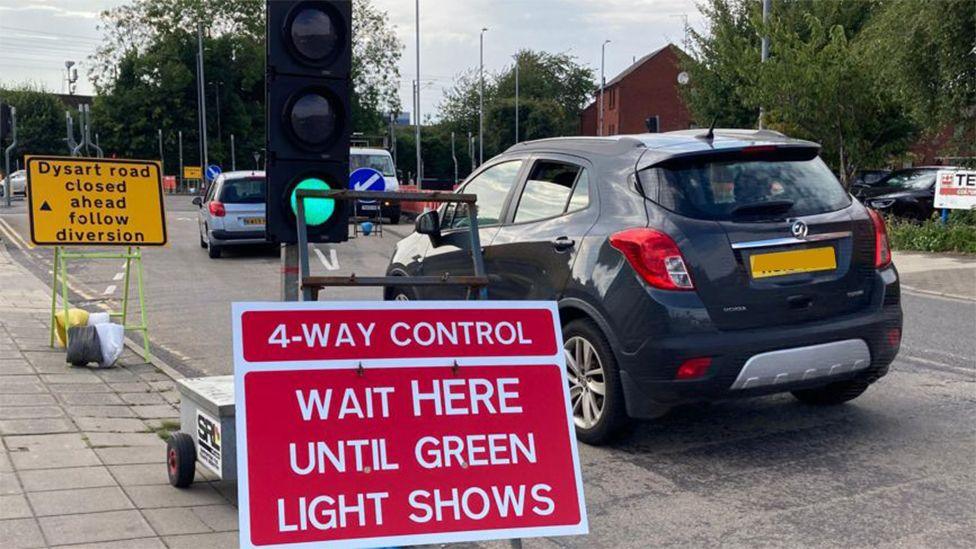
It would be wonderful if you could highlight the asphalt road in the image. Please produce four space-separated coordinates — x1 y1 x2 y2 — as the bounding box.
1 195 974 547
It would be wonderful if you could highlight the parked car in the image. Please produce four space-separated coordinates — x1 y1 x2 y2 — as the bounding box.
351 147 401 224
386 129 903 444
0 169 27 197
193 171 266 258
857 166 962 220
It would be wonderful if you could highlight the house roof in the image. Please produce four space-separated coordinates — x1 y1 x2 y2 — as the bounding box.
603 44 672 89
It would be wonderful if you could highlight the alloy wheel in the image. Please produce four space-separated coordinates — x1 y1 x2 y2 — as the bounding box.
564 335 606 429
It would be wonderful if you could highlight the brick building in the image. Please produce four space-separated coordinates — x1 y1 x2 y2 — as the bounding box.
581 44 692 136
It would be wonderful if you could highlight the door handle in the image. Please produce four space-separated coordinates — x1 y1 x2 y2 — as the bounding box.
551 237 575 251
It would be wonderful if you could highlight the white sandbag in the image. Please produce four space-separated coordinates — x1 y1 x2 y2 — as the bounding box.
94 323 125 368
87 312 111 326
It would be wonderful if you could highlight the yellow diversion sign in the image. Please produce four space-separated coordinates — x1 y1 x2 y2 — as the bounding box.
26 156 167 246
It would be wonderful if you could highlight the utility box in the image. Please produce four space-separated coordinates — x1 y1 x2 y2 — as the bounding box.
176 375 236 481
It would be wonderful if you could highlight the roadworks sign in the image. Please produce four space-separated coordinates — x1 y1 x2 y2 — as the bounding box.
26 156 167 246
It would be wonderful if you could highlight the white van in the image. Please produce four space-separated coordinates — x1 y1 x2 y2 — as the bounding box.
350 147 401 223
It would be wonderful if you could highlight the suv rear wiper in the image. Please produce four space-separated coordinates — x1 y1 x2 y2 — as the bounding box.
730 199 794 217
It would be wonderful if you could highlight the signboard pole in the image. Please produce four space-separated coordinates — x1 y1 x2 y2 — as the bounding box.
49 246 151 360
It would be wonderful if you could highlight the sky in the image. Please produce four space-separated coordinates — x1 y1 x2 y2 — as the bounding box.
0 0 704 119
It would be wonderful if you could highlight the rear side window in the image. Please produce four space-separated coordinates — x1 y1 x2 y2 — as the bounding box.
218 178 265 204
513 161 589 223
643 157 850 220
514 162 579 223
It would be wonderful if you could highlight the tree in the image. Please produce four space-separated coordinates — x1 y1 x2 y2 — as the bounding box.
681 0 761 128
89 0 402 174
682 0 921 183
755 14 916 183
0 86 67 160
438 49 595 161
860 0 975 154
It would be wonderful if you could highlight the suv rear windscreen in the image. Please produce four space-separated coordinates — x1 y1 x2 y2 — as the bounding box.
218 178 265 204
641 156 851 220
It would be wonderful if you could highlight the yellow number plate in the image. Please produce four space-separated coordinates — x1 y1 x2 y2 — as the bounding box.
243 217 265 225
749 247 837 279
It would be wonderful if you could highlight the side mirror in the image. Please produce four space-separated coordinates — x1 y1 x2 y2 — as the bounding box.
192 196 203 207
415 209 442 245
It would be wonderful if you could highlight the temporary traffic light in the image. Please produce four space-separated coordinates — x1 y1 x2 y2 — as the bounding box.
265 0 351 244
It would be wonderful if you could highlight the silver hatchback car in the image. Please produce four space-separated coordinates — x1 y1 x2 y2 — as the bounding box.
193 171 266 258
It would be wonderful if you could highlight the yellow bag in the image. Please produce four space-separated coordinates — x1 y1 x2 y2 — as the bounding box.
54 308 90 347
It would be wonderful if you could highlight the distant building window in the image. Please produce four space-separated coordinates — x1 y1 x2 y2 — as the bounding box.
609 123 616 135
645 115 660 133
609 88 616 110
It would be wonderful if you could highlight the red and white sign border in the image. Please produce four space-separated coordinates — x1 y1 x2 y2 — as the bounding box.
232 300 588 549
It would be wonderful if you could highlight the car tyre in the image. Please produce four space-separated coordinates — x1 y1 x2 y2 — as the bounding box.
166 432 196 488
199 233 207 249
387 285 415 301
389 213 401 225
792 378 870 405
208 242 222 259
563 318 629 445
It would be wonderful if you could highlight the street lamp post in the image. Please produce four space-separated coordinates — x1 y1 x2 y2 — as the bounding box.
415 0 423 188
759 0 771 129
230 133 236 171
178 130 184 192
158 129 164 171
599 39 610 137
479 27 488 164
513 53 519 144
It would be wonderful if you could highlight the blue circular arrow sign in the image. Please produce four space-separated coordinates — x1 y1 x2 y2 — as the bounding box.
205 164 222 183
348 167 386 204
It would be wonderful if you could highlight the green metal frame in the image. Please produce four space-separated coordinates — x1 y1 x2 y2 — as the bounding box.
49 246 151 362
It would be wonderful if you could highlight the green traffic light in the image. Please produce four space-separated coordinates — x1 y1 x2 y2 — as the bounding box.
290 177 335 226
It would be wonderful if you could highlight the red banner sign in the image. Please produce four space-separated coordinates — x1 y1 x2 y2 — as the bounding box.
233 302 586 548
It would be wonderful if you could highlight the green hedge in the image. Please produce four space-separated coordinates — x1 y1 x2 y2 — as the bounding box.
886 211 976 254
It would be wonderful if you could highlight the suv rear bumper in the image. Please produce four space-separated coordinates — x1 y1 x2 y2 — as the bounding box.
619 299 902 418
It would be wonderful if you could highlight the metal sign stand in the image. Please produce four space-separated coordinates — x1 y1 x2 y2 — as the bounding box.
49 245 151 362
294 189 489 301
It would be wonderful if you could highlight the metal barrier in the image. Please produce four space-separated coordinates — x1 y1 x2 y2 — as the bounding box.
293 189 489 301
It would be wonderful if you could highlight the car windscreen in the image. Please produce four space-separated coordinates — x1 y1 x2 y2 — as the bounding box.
351 154 395 176
218 177 265 204
875 170 936 190
641 156 851 220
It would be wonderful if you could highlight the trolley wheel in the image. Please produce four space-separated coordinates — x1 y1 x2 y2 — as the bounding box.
166 432 197 488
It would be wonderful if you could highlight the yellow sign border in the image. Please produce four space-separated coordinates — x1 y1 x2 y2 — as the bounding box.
26 155 168 247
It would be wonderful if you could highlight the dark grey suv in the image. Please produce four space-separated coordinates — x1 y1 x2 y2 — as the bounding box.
386 129 903 444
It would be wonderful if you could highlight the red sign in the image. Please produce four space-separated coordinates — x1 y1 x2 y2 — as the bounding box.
233 302 586 548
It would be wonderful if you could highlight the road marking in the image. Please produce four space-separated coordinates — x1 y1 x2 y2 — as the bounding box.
0 217 34 249
313 247 340 271
103 285 117 295
113 272 125 281
899 354 974 377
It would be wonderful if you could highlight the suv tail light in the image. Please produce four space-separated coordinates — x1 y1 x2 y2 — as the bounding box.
208 201 226 217
609 228 694 290
867 208 891 268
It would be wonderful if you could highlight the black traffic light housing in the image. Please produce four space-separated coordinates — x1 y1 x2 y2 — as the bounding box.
265 0 351 244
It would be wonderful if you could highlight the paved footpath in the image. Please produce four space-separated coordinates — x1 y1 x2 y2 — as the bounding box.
893 250 976 301
1 248 239 548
